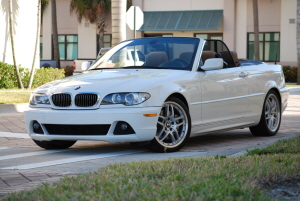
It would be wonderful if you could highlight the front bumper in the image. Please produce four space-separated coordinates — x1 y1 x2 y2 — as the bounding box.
24 106 161 143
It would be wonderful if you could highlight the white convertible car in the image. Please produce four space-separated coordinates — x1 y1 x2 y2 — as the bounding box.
24 37 289 152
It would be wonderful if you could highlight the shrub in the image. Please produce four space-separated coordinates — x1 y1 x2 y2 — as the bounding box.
64 65 74 77
0 62 65 89
282 66 298 83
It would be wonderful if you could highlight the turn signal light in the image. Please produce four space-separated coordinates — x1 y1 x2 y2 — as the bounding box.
143 114 157 117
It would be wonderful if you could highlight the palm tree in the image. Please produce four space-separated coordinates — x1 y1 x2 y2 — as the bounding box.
70 0 111 50
51 0 60 69
70 0 132 49
27 0 41 89
253 0 260 61
8 0 23 89
297 0 300 84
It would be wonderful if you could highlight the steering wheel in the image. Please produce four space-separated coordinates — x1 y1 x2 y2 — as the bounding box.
172 58 189 66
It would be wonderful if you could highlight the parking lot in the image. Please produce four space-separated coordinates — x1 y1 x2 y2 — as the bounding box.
0 87 299 198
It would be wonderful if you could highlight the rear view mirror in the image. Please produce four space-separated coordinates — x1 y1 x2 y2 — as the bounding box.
201 58 223 71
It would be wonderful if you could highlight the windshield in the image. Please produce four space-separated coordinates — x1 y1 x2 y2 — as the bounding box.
88 37 200 71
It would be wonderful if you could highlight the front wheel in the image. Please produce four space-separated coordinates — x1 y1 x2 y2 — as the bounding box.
146 97 191 152
33 139 77 149
250 90 281 136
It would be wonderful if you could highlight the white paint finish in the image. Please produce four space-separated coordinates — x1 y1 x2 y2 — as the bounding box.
1 151 142 170
235 0 247 58
246 0 281 32
0 149 71 161
0 132 30 139
143 0 224 11
280 0 297 64
78 19 97 59
0 0 39 68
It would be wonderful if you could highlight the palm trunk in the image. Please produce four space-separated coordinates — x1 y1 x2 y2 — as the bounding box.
111 0 126 47
253 0 260 61
8 0 23 89
51 0 60 68
97 12 106 50
28 0 41 89
297 0 300 84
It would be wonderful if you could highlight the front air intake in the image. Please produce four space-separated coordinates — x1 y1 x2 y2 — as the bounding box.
52 93 72 107
75 93 99 107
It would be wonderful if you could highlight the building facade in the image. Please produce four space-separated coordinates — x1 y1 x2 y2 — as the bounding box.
41 0 297 67
0 0 40 69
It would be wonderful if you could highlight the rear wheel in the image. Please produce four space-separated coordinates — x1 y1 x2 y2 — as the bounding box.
33 139 77 149
250 90 281 136
146 97 191 152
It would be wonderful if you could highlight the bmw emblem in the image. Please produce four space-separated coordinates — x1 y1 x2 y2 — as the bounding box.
74 86 81 90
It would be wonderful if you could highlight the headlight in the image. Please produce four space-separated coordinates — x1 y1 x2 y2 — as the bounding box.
30 93 50 105
101 92 150 106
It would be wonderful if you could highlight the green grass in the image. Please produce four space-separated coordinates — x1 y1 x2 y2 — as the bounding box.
0 90 32 104
3 135 300 201
247 135 300 155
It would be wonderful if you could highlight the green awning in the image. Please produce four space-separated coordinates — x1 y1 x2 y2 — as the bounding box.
139 10 223 31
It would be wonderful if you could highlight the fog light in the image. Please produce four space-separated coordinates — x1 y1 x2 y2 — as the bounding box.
32 121 44 134
121 123 128 130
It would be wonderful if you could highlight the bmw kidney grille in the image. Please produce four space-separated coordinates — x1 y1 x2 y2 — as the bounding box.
51 93 99 107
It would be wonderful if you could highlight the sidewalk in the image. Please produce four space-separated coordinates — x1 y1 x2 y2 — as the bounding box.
0 87 299 199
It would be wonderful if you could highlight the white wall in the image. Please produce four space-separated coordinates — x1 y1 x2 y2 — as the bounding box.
280 0 297 66
0 0 39 69
235 0 247 58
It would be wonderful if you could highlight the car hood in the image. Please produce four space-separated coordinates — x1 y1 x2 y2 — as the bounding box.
36 69 190 95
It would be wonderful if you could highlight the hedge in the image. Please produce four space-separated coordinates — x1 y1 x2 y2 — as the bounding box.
282 66 298 83
0 62 65 89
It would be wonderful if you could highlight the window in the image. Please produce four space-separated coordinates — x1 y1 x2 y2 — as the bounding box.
57 35 78 60
247 33 280 62
40 36 43 59
97 34 112 53
195 33 223 40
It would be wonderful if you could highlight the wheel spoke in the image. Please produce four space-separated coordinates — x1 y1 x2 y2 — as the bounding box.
160 132 169 141
169 133 176 143
157 121 164 126
175 116 183 121
173 129 179 140
268 118 274 129
177 122 184 127
170 105 175 116
157 128 165 139
159 115 166 120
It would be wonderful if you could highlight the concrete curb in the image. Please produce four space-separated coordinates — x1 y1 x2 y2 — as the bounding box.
0 103 28 114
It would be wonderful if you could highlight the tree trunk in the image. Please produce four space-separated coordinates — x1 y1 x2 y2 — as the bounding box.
28 0 41 89
111 0 126 47
253 0 260 61
51 0 60 68
297 0 300 84
97 12 107 51
8 0 23 89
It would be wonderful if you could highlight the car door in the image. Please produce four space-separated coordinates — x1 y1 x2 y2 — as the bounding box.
199 66 250 131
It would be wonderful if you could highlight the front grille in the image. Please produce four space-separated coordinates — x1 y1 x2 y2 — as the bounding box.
75 93 98 107
44 124 110 135
52 93 71 107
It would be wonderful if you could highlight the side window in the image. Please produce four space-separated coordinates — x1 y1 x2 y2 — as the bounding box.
201 40 237 68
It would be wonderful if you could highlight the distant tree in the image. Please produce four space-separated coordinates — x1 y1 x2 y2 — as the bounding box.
27 0 41 89
297 0 300 84
8 0 23 89
253 0 260 60
51 0 60 68
70 0 111 50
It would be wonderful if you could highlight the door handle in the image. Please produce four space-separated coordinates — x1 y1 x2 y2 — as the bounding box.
239 72 248 78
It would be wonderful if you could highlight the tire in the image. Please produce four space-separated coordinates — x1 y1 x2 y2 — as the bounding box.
250 90 281 136
33 139 77 149
146 97 191 152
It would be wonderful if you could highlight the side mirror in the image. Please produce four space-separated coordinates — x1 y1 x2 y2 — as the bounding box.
201 58 223 71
